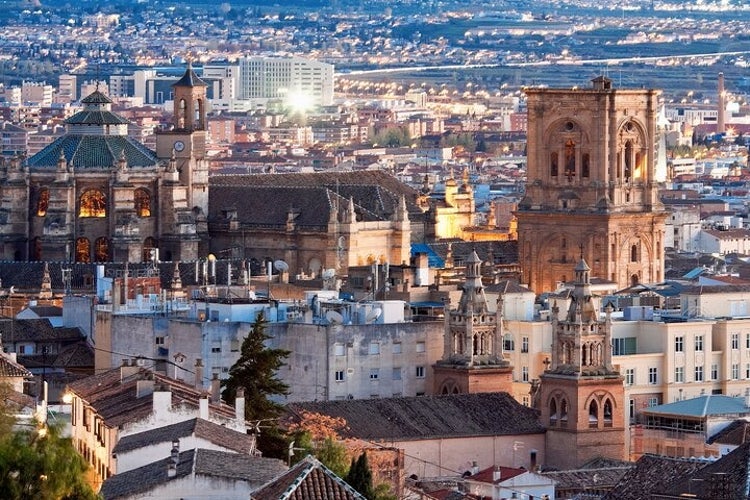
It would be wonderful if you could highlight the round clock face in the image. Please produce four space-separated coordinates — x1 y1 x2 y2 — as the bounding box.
174 140 185 152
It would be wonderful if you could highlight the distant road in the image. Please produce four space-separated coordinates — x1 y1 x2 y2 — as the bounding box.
340 50 750 76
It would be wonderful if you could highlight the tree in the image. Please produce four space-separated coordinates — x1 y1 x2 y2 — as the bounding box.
222 312 291 422
222 312 291 458
0 424 97 500
345 452 374 499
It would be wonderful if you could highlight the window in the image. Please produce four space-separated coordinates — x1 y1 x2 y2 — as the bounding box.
79 189 107 217
521 337 529 353
392 368 402 380
746 333 750 349
649 367 658 385
612 338 637 356
415 366 425 378
369 342 380 355
732 333 740 350
211 346 221 353
335 370 344 382
675 367 684 383
369 368 379 380
732 364 740 380
155 337 165 345
415 341 426 353
522 366 529 382
392 343 402 354
629 399 635 421
695 335 703 352
75 237 91 263
625 368 635 386
649 397 659 407
746 363 750 379
675 336 684 353
712 364 719 380
134 188 151 217
334 343 345 356
37 187 49 216
95 237 109 263
503 333 514 351
695 366 704 382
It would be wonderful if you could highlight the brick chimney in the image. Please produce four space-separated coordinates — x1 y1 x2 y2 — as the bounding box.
194 359 204 391
210 374 221 403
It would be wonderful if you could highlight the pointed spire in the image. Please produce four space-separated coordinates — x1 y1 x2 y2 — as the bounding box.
347 196 356 223
39 262 52 299
171 262 183 290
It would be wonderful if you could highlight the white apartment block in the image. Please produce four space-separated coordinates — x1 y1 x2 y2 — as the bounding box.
237 56 334 106
664 206 702 252
58 74 77 102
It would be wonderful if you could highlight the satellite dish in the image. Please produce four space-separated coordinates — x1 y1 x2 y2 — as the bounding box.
366 307 382 323
322 268 336 280
326 310 343 325
274 260 289 272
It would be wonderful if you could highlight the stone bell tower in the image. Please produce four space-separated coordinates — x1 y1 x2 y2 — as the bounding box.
432 250 513 395
517 76 667 294
538 258 625 470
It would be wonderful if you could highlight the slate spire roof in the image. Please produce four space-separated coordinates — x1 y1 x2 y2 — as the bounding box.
173 62 208 88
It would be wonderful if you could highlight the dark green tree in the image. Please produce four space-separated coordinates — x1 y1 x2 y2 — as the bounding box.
222 311 291 421
222 312 291 459
345 452 374 499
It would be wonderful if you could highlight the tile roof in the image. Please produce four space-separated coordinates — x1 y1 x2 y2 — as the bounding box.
173 65 208 88
250 455 364 500
543 466 632 490
100 448 286 499
81 91 113 104
602 454 706 500
113 417 255 454
0 354 33 378
27 134 159 170
426 240 518 266
286 393 545 441
654 441 750 499
66 366 238 428
645 395 750 418
485 280 533 294
0 319 85 343
26 306 63 317
65 110 130 125
470 465 525 484
708 419 750 446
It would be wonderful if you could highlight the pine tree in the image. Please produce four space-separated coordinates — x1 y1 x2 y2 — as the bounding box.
345 452 374 499
222 312 291 422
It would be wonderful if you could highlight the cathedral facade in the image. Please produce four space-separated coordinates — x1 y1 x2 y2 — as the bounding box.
517 76 667 294
1 66 209 263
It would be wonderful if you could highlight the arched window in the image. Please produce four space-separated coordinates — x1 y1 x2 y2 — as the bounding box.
79 189 107 218
631 244 639 263
604 399 613 427
560 399 569 427
134 189 151 217
581 153 590 178
76 238 91 263
37 188 49 217
550 152 558 177
549 398 558 426
589 400 599 428
95 237 109 263
624 140 633 180
178 99 187 128
564 139 576 179
143 237 157 262
195 99 204 129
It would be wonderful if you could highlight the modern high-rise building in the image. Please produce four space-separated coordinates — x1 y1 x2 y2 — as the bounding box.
237 56 334 107
517 76 667 294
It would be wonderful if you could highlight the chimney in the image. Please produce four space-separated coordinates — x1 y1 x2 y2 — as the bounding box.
136 379 155 398
718 72 726 135
235 388 246 430
530 449 538 471
199 396 209 420
210 374 221 403
471 461 479 476
168 439 179 478
493 465 502 482
152 386 172 418
194 359 204 391
120 358 139 381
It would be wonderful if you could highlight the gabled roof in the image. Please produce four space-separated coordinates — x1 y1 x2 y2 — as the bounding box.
0 319 84 342
113 417 255 455
708 419 750 446
0 354 32 378
100 448 286 499
66 366 238 428
655 442 750 498
287 393 544 441
602 454 705 500
250 455 364 500
645 395 750 418
469 465 526 484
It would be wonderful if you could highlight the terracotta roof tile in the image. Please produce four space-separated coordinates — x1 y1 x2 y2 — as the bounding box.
251 455 364 500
